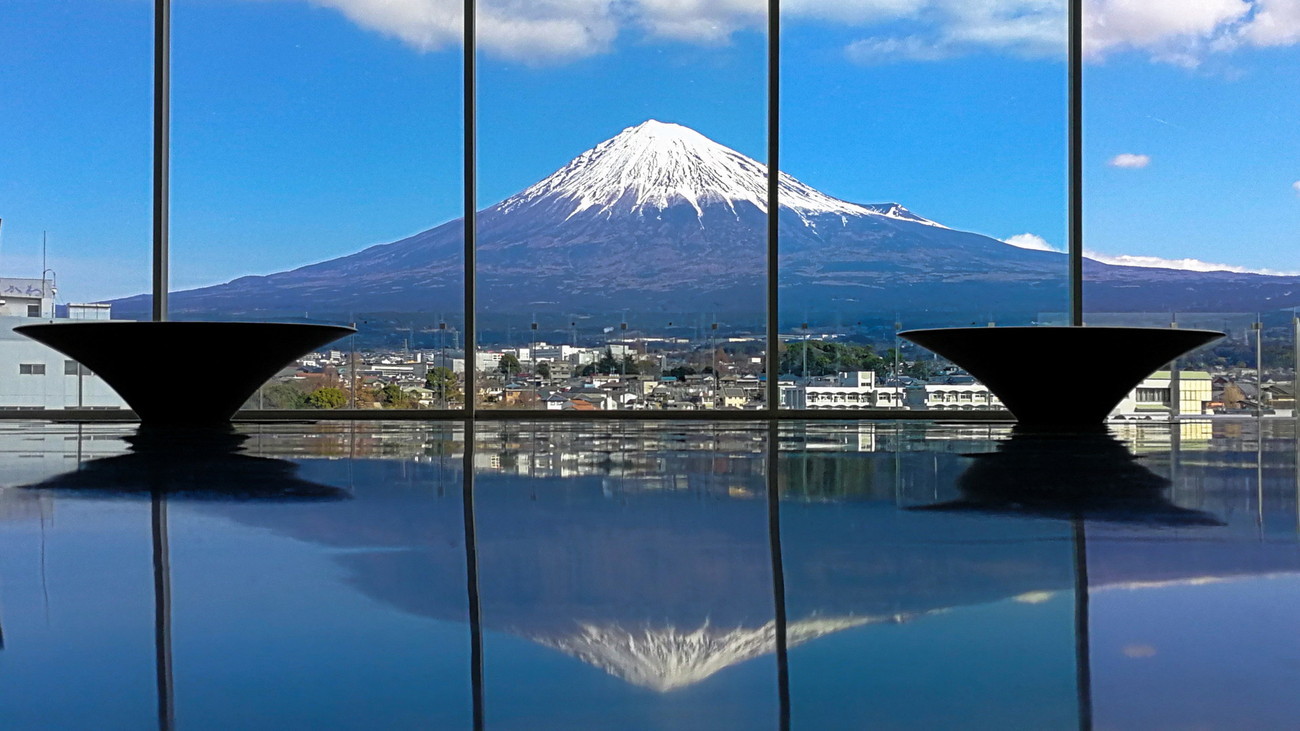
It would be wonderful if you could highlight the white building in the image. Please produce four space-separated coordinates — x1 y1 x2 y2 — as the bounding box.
1111 370 1213 420
905 378 1003 411
780 371 905 410
0 279 127 410
476 351 503 372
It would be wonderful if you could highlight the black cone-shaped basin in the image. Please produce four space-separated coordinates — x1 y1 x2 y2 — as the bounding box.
15 321 355 425
899 326 1224 425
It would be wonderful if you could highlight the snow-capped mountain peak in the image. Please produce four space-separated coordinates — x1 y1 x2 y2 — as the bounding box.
497 119 944 226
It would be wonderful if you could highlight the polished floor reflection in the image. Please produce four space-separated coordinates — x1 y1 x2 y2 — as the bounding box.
0 419 1297 729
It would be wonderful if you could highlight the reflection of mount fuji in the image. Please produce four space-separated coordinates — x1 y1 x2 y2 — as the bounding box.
108 120 1300 320
530 616 904 692
198 446 1300 692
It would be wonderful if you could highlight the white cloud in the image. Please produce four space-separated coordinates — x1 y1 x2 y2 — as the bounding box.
1003 233 1061 251
301 0 620 63
1085 250 1300 275
633 0 764 43
782 0 920 25
840 0 1067 64
940 0 1066 58
1241 0 1300 47
304 0 461 53
845 35 953 64
839 0 1300 69
1293 180 1300 195
1000 234 1294 275
1084 0 1251 65
285 0 1300 65
1109 153 1151 168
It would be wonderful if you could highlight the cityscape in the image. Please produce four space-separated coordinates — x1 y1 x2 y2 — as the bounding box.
1 270 1295 418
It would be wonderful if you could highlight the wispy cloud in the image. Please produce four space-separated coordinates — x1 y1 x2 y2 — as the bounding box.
1001 233 1293 275
278 0 1300 66
1085 250 1300 275
1293 180 1300 195
1109 153 1151 169
1240 0 1300 47
1084 0 1251 66
299 0 622 64
1003 233 1061 251
845 35 953 64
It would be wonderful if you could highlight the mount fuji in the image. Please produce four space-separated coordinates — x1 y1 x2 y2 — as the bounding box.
109 119 1300 322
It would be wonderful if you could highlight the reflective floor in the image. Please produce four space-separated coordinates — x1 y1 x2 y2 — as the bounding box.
1 419 1298 729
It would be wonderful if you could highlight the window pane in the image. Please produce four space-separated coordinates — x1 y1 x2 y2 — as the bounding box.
474 422 778 724
779 2 1067 410
1083 5 1300 420
156 0 465 411
781 423 1081 727
474 1 768 410
167 423 472 726
0 0 145 410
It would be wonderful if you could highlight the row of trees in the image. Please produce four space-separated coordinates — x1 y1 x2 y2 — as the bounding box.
260 383 349 409
258 366 465 410
486 342 936 382
779 341 936 379
494 349 652 379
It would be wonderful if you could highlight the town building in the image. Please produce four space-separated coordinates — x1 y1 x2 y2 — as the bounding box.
0 278 127 410
1111 370 1213 420
904 375 1003 411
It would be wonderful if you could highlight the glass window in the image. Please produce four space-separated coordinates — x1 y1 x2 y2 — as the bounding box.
64 360 79 376
474 0 768 410
0 0 145 410
19 363 46 375
1083 4 1300 417
168 0 465 411
780 0 1067 409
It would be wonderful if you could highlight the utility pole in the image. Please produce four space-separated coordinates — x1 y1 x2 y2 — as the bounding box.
1170 317 1180 419
1293 316 1299 422
802 322 809 380
349 325 358 409
1255 318 1264 418
894 318 902 383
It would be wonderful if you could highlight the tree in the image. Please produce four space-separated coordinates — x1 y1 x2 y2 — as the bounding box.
262 382 310 409
498 353 521 377
306 386 348 409
537 361 551 379
779 341 884 377
377 382 413 408
590 349 641 376
596 348 619 375
425 366 462 404
666 365 696 381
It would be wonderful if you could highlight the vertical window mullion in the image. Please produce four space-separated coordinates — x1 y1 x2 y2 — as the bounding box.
152 0 169 322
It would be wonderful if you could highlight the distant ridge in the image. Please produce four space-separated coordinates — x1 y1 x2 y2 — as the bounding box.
108 120 1300 321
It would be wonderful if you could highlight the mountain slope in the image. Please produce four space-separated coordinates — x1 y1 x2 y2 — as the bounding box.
108 120 1300 320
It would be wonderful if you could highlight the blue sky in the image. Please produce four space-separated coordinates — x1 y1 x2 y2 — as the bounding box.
2 0 1298 303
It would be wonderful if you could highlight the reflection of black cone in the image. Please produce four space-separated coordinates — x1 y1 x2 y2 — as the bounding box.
912 426 1221 526
19 426 348 501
